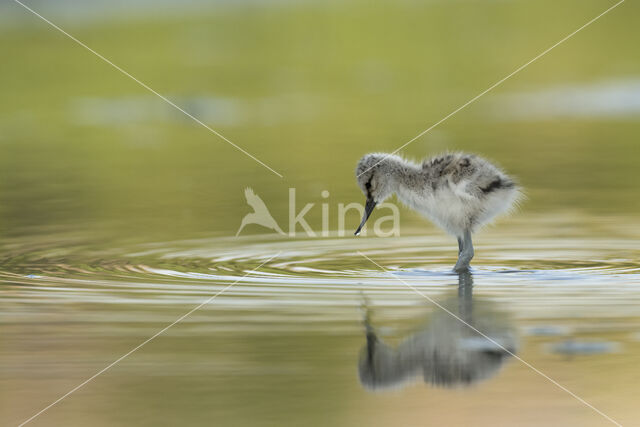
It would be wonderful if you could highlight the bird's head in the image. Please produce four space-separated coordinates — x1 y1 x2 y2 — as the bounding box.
354 153 398 235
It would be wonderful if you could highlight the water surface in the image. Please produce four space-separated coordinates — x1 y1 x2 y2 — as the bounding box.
1 0 639 425
2 221 640 426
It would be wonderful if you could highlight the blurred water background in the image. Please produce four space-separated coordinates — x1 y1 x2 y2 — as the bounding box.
1 0 639 426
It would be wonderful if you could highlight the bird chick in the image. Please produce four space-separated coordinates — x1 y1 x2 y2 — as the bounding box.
354 152 521 271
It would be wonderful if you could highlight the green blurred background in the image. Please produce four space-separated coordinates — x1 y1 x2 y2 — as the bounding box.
1 0 638 241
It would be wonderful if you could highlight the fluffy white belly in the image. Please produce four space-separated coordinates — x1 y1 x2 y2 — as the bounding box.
396 184 516 236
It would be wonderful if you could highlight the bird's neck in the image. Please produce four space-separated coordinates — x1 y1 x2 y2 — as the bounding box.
387 159 422 191
371 155 423 205
385 159 426 210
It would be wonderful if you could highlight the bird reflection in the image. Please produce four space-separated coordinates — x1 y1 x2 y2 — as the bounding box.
358 272 517 390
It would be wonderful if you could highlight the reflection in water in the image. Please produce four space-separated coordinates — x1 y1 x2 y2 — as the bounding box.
358 272 517 390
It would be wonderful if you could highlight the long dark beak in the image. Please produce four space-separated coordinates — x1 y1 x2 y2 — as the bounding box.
354 198 377 236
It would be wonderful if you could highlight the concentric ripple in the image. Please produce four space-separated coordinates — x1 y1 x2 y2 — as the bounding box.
1 233 639 325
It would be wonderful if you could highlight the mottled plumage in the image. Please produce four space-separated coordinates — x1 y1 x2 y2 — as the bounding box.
354 152 521 271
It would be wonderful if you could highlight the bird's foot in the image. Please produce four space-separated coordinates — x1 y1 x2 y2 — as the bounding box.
454 231 474 273
453 262 471 273
453 251 474 272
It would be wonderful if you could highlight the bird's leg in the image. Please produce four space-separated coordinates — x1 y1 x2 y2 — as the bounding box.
359 291 373 332
359 293 379 363
457 237 463 255
454 229 474 272
457 271 473 323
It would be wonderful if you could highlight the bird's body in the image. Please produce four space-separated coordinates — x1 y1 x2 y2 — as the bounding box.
393 153 519 235
354 152 521 271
